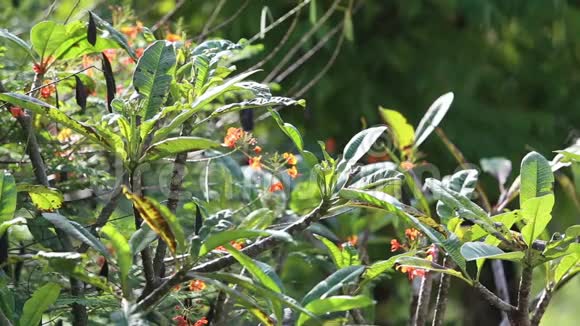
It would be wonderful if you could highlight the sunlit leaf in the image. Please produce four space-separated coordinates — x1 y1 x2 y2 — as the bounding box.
521 194 554 245
101 224 132 298
520 151 554 207
414 92 454 148
298 295 373 326
16 184 63 212
378 107 414 154
122 187 185 255
461 242 524 262
140 136 219 162
199 229 291 257
0 172 16 223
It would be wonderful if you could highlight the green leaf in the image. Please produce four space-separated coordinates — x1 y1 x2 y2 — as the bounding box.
42 213 110 259
0 217 26 238
268 108 304 151
298 295 373 326
140 136 219 162
123 188 185 255
154 69 260 142
30 21 66 60
521 194 555 245
461 242 524 262
415 92 453 148
0 29 36 60
378 108 414 154
554 253 580 284
520 151 554 207
342 126 388 169
314 234 345 269
199 229 291 257
395 257 471 284
19 282 61 326
0 172 16 223
360 251 416 287
128 224 157 254
225 244 283 322
17 184 63 212
301 266 364 305
0 93 115 151
436 169 478 222
133 40 176 121
309 0 317 24
101 224 132 298
89 11 137 60
481 157 512 187
414 92 454 148
343 9 354 41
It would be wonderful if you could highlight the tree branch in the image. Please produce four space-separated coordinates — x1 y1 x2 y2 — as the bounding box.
135 202 327 312
432 256 453 326
530 289 551 326
473 281 518 313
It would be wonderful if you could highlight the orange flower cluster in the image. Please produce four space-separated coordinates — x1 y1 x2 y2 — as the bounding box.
223 127 245 148
390 229 435 280
166 32 182 42
249 156 261 170
283 152 299 179
340 235 358 249
120 21 143 40
173 315 208 326
40 82 56 99
189 279 206 292
194 317 209 326
32 56 54 75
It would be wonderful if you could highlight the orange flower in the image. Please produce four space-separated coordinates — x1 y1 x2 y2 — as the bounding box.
194 317 209 326
9 107 24 118
253 146 262 154
121 21 143 40
215 245 226 252
232 241 244 250
287 166 298 179
249 156 262 170
136 47 145 58
396 265 426 280
189 280 206 292
172 284 181 292
166 33 182 42
283 152 297 165
400 161 415 171
325 137 337 153
269 182 284 192
347 235 358 246
40 82 55 99
223 127 244 148
390 239 402 252
405 228 420 241
367 153 390 163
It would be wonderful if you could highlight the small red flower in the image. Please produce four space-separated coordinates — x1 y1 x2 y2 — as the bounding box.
172 315 188 326
400 161 415 171
396 265 426 280
325 137 337 153
166 33 182 42
269 182 284 192
9 107 24 118
194 317 209 326
253 146 262 154
390 239 402 252
40 82 56 99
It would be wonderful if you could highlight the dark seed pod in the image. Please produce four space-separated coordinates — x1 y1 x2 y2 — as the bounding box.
99 259 109 279
101 53 116 113
87 12 97 46
240 109 254 131
74 75 88 112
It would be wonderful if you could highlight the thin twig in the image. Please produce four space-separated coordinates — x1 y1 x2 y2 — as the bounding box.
263 0 341 83
202 0 249 37
151 0 187 33
414 272 433 326
196 0 227 43
247 0 312 44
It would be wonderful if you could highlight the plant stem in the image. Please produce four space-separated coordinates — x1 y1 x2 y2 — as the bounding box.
414 272 433 326
153 120 194 280
514 263 533 326
432 256 453 326
491 260 511 324
130 168 156 295
473 281 517 313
